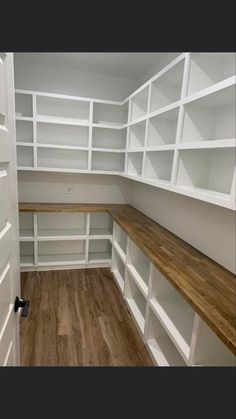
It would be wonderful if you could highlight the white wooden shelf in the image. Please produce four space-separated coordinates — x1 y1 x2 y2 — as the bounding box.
15 52 236 210
127 239 150 297
111 246 126 293
146 308 186 366
113 221 127 262
126 270 147 335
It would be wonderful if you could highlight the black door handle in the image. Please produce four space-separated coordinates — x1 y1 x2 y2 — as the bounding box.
14 296 30 317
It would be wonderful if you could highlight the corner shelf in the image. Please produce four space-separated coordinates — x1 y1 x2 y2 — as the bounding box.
91 151 125 172
89 212 113 239
130 86 149 122
126 152 143 177
128 120 146 149
113 221 127 262
88 239 112 263
92 126 126 150
93 102 128 127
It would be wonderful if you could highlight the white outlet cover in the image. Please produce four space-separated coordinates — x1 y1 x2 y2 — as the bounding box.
67 186 73 194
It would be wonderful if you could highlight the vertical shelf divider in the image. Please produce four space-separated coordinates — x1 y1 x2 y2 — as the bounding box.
88 101 93 171
32 94 37 168
85 213 90 264
33 213 38 267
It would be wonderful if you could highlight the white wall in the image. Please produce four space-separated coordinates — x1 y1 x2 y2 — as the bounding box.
17 172 130 204
14 58 138 101
129 180 236 273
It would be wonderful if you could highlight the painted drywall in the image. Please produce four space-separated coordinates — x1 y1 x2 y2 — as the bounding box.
129 180 236 273
13 58 139 101
17 172 130 204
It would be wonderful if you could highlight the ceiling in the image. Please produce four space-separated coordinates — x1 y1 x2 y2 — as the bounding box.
14 52 177 80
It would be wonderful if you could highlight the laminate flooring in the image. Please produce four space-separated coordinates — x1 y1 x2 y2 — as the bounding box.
20 268 153 366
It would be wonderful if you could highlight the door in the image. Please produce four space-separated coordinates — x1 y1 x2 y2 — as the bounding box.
0 53 21 366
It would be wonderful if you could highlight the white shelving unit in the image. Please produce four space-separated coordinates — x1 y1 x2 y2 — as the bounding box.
110 223 236 366
19 212 113 270
15 52 236 209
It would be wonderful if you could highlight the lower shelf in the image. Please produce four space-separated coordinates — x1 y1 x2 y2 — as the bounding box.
146 308 186 366
88 252 111 263
38 253 86 266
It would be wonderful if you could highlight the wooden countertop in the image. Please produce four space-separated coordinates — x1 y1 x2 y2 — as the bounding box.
19 202 236 355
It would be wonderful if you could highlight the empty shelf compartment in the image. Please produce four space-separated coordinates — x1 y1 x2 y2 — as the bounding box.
130 86 149 122
146 308 186 366
89 212 113 237
144 150 174 183
92 127 126 149
181 85 235 143
36 96 90 124
38 240 86 265
126 270 147 334
150 266 195 359
88 239 112 263
20 242 34 266
113 222 127 259
93 102 128 127
17 145 34 168
150 60 184 113
126 152 143 176
37 212 87 238
15 93 33 118
112 246 126 293
19 212 34 239
187 53 236 96
16 120 33 143
147 108 179 146
91 151 125 172
176 148 235 196
37 147 88 170
37 122 89 147
129 120 146 149
127 239 150 295
190 319 236 366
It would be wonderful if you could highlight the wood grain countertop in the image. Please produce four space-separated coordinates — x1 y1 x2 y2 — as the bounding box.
19 202 236 355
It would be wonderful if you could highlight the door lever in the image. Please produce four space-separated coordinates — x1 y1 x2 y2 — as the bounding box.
14 296 30 317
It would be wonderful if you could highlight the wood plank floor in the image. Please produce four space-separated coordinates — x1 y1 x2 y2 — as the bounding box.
20 268 153 366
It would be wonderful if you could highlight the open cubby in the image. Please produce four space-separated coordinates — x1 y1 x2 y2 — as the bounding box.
150 266 195 359
92 127 126 149
181 85 235 143
37 212 87 238
191 319 236 366
37 122 89 147
114 222 127 260
20 242 34 266
187 53 236 96
147 108 179 146
38 240 86 265
36 96 90 124
89 212 113 237
127 239 150 296
129 120 146 149
144 150 174 183
19 213 34 239
130 86 149 122
17 146 34 168
16 120 33 143
15 93 32 118
91 151 125 172
88 239 112 263
150 60 184 113
146 308 186 366
126 270 147 334
37 147 88 170
112 246 126 293
93 102 128 127
126 152 143 177
176 148 235 196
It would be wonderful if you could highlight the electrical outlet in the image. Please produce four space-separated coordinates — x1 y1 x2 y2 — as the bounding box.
67 185 73 194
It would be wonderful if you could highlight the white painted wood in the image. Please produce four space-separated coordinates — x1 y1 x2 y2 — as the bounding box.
0 53 21 366
144 150 174 183
125 270 147 335
111 245 125 293
127 239 150 292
